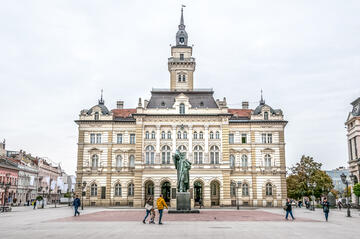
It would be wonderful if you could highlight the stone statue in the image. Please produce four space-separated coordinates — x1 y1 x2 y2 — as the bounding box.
173 150 191 192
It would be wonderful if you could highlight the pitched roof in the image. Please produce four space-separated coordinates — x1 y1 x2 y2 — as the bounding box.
111 109 136 118
147 90 218 109
228 109 252 118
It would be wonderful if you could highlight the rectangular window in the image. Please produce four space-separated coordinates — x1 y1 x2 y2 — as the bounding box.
101 186 106 199
229 133 234 144
96 134 101 144
130 134 135 144
241 134 247 144
90 134 95 144
180 53 184 60
261 133 267 143
117 134 123 144
267 134 272 144
349 139 353 160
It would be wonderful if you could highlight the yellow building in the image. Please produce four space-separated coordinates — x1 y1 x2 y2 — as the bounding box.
75 8 287 208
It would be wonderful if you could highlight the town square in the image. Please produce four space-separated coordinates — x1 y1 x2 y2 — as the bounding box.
0 1 360 238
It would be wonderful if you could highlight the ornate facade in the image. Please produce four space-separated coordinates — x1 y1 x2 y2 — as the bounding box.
75 8 288 208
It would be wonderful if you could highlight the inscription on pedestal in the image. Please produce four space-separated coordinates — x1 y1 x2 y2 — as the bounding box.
176 192 191 211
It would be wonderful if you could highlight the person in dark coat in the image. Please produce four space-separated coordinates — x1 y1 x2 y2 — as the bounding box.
73 195 81 216
285 198 295 220
322 198 330 222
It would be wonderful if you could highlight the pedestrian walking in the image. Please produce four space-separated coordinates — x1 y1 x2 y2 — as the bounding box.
322 198 330 222
298 200 302 208
156 194 168 225
149 208 156 224
284 198 295 220
337 199 343 211
73 195 81 216
143 197 153 224
33 200 36 210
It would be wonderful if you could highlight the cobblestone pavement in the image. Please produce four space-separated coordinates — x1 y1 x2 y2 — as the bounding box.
1 206 360 239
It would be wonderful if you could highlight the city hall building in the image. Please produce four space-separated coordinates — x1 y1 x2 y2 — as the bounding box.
75 9 288 208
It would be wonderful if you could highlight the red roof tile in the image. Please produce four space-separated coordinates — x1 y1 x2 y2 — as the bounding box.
228 109 252 118
111 109 136 118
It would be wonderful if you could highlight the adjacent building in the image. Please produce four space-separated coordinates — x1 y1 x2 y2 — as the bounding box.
325 167 349 193
345 97 360 184
75 8 288 208
0 157 19 205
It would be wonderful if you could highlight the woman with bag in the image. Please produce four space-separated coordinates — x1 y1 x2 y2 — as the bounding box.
142 197 153 224
284 198 295 220
322 198 330 222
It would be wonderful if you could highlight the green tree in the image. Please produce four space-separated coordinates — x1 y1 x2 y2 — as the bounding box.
353 183 360 197
344 186 352 197
286 155 334 199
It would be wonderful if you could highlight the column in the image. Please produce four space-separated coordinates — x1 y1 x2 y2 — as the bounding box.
188 125 193 161
76 130 85 198
172 125 177 153
106 130 113 205
204 125 209 163
133 118 144 207
251 131 258 205
156 125 160 164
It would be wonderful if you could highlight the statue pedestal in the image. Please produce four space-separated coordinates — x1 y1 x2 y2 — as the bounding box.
177 192 191 210
169 192 199 213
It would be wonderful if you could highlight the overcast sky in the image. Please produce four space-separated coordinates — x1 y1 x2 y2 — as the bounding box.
1 1 359 175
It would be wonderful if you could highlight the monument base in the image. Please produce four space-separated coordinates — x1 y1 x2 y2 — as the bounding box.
176 192 191 211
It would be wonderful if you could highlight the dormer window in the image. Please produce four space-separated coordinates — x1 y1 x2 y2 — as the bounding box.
200 101 204 107
161 101 165 107
179 37 184 44
264 112 269 120
179 103 185 114
94 112 99 120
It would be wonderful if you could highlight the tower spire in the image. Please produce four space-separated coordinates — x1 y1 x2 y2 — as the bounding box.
99 89 104 105
260 89 265 105
180 5 185 26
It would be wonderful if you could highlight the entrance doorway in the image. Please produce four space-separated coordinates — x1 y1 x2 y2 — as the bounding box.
194 181 203 206
210 181 220 206
161 181 171 205
145 181 154 203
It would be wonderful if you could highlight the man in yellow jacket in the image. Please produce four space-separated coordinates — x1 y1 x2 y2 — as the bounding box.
156 194 168 224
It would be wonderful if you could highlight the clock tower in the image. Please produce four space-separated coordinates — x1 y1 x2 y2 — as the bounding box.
168 7 196 91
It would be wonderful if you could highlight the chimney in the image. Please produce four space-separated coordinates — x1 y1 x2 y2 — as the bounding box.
116 101 124 109
242 101 249 109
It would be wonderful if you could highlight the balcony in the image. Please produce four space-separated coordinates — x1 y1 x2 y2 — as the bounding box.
168 57 195 63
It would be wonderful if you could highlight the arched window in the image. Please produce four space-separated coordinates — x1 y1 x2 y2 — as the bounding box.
242 183 249 196
167 131 172 139
241 155 248 168
91 155 99 168
151 131 155 139
179 103 185 114
161 145 171 164
199 131 203 139
210 145 220 164
145 145 155 164
128 183 134 196
145 131 149 139
178 74 182 82
264 154 272 168
177 131 182 139
129 155 135 168
94 112 99 120
266 183 273 196
178 145 187 153
230 154 235 168
161 131 165 139
193 145 203 164
230 182 236 197
210 131 214 139
183 131 187 139
215 131 220 139
116 155 122 168
91 183 97 196
264 112 269 120
115 183 122 196
182 75 186 82
193 131 198 139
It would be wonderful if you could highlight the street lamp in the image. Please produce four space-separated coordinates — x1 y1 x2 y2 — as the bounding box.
78 181 87 210
307 182 316 211
340 173 351 217
236 181 242 210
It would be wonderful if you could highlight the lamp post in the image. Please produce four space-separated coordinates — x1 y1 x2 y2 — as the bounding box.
307 182 315 211
340 173 353 217
78 181 87 210
236 181 242 210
